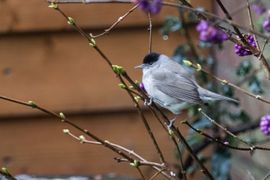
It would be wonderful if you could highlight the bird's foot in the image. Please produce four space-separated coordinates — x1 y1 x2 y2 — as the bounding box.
166 117 176 129
144 97 153 106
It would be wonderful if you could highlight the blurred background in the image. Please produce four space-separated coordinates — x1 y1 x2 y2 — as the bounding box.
0 0 270 179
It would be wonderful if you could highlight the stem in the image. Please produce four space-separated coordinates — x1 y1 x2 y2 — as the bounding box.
148 13 153 53
91 4 139 38
119 76 167 165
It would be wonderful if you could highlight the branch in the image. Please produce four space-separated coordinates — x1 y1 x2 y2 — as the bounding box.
64 129 168 170
0 168 17 180
90 4 139 38
184 61 270 104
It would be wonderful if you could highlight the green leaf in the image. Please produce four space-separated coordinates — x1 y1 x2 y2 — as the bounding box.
172 45 190 64
236 60 252 76
220 84 234 97
211 149 231 180
190 118 212 132
160 16 182 36
228 110 251 123
248 76 263 94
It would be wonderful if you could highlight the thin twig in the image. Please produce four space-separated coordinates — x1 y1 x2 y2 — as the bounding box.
183 120 254 151
47 0 270 40
65 130 165 168
148 13 153 53
186 62 270 104
0 95 141 168
199 109 254 148
149 168 166 180
0 168 17 180
215 0 247 45
50 4 173 179
175 127 215 180
148 106 187 180
263 171 270 180
178 8 199 59
91 4 139 38
119 76 167 165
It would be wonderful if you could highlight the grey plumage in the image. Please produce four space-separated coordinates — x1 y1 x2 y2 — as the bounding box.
136 52 238 115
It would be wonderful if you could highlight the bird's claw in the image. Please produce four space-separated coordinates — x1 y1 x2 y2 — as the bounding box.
167 117 176 129
144 97 153 106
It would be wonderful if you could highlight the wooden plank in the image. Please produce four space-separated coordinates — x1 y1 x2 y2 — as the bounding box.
0 111 185 178
0 28 206 116
0 0 212 33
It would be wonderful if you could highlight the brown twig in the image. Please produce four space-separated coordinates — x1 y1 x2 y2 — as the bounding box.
148 13 153 53
215 0 246 44
185 61 270 104
0 168 17 180
182 120 253 151
148 106 187 180
175 127 214 180
0 95 143 171
90 4 139 38
199 108 254 148
49 4 174 179
118 76 167 165
68 131 171 179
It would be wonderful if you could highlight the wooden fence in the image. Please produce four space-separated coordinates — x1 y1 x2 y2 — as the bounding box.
0 0 211 178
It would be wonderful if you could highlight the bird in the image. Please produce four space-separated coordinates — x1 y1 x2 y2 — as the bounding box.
135 52 239 115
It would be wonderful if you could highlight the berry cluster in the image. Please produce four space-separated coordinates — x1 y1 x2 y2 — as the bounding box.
263 16 270 32
234 35 256 56
132 0 162 14
196 20 228 44
260 115 270 136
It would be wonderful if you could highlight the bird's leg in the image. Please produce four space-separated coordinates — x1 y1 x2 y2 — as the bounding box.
166 116 176 129
144 97 153 106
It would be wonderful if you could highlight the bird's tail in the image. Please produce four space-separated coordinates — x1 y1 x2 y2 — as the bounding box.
197 86 239 103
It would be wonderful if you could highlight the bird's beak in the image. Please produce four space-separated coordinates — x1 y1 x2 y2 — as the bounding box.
134 64 145 69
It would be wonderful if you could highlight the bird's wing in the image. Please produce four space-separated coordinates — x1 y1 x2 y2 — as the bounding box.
153 70 203 104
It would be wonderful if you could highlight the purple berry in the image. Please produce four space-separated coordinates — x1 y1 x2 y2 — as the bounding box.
132 0 162 14
260 115 270 136
196 20 228 43
263 16 270 32
234 34 256 56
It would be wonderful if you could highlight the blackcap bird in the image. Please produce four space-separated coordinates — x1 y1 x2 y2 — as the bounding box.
135 52 238 115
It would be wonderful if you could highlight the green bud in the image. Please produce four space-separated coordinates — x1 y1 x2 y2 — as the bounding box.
59 112 66 122
28 101 37 108
79 135 86 143
63 129 70 134
1 167 8 174
67 17 75 25
89 38 96 47
168 129 174 136
48 3 58 9
130 160 139 167
221 79 228 85
183 60 193 67
134 96 141 102
118 83 126 89
112 65 125 75
196 63 202 71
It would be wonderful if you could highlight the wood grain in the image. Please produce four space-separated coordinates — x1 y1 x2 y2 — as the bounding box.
0 0 212 33
0 111 186 178
0 28 206 116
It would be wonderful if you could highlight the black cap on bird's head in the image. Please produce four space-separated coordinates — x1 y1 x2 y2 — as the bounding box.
143 52 160 65
135 52 160 69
